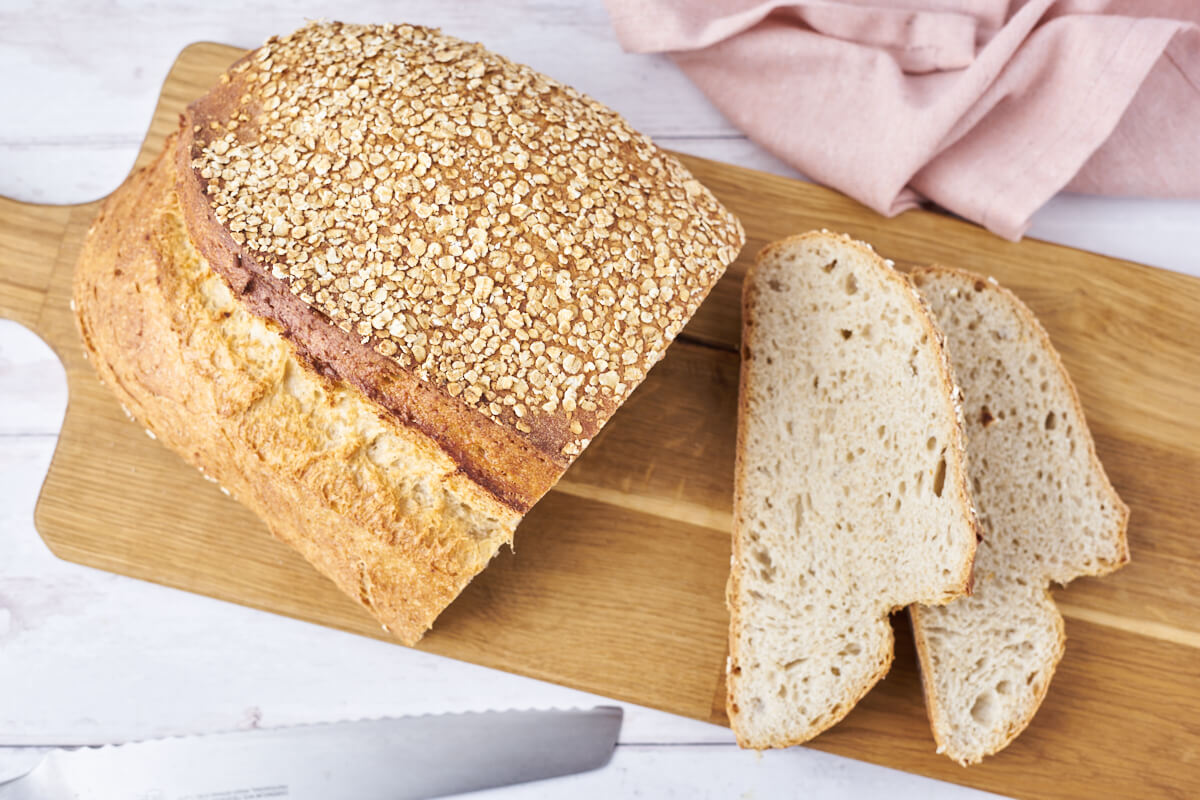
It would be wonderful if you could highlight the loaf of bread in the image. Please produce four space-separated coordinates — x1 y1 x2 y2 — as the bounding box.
727 232 979 748
74 22 744 644
908 266 1129 764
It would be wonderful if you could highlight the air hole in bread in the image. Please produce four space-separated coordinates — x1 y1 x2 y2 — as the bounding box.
970 692 996 724
979 405 994 427
767 278 784 291
972 476 982 495
973 280 986 292
844 273 858 294
926 436 937 451
830 666 841 677
1044 411 1057 430
933 456 947 497
840 328 853 340
822 259 838 273
753 547 775 573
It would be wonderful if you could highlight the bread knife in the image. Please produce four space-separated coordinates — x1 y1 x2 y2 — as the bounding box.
0 706 622 799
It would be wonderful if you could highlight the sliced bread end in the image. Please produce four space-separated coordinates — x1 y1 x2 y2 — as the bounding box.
909 265 1129 765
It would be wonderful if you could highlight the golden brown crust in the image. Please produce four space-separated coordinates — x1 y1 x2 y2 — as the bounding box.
75 145 520 645
183 21 744 466
173 122 560 513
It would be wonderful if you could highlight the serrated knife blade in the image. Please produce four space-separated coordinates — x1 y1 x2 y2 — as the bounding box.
0 706 622 800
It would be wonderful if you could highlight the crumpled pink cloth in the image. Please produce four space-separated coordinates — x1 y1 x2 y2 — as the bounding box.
604 0 1200 240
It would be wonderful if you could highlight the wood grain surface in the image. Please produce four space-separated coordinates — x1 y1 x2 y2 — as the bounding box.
1 42 1197 800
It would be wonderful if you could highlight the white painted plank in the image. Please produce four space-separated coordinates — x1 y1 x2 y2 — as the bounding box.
0 743 1008 799
474 744 1007 800
0 744 1010 800
0 0 735 204
0 323 67 435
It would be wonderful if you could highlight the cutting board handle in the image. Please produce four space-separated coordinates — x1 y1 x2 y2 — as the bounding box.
0 196 75 336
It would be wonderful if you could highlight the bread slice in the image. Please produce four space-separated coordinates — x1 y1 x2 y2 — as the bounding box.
727 232 979 749
909 266 1129 765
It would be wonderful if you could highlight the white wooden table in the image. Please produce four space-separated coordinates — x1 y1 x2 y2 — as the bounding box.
1 2 1196 796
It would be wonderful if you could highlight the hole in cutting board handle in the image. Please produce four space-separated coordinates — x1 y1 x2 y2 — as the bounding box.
0 319 68 562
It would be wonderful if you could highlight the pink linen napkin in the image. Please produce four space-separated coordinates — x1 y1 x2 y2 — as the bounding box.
604 0 1200 240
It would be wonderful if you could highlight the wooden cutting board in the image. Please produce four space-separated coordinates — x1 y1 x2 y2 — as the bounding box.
2 42 1198 799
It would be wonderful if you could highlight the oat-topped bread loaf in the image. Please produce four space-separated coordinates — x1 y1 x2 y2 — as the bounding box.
727 232 978 749
74 21 744 644
909 267 1128 765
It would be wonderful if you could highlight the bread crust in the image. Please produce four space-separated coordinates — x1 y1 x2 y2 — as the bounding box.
173 118 560 513
75 145 521 645
182 22 744 468
74 23 744 644
727 232 978 749
174 54 563 512
907 265 1129 765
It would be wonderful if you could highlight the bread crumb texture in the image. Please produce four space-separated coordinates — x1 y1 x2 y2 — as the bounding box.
728 233 977 749
909 267 1128 765
191 21 743 458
